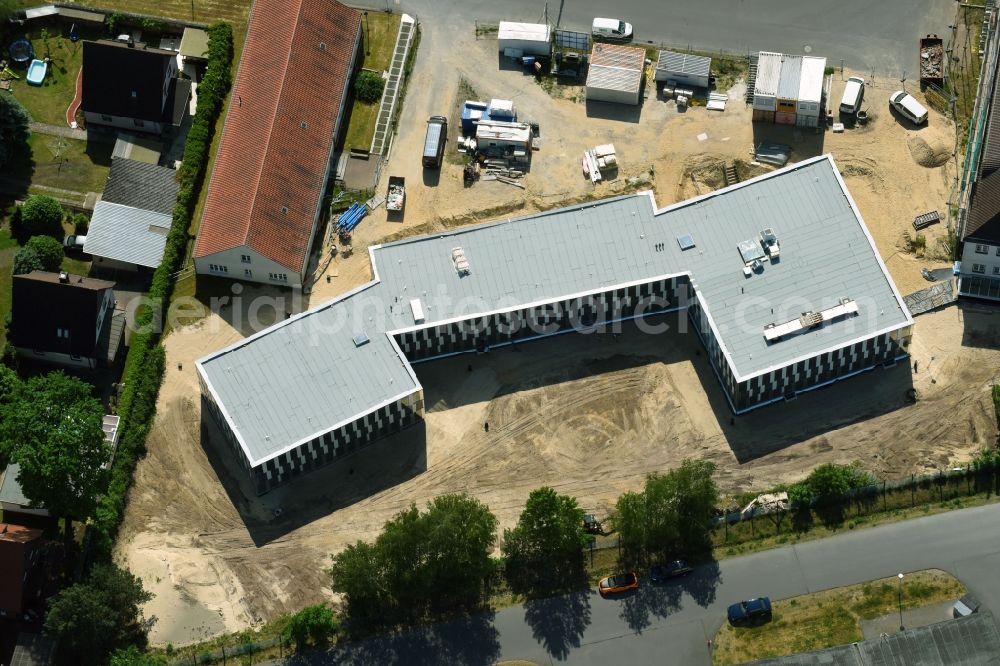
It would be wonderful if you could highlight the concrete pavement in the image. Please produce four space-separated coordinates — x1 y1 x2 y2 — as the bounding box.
283 502 1000 665
395 0 954 78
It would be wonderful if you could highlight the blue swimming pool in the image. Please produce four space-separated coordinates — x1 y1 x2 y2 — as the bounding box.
26 58 47 86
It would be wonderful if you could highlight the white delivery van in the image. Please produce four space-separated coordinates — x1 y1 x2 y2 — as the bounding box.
592 17 633 41
889 90 928 125
839 76 865 115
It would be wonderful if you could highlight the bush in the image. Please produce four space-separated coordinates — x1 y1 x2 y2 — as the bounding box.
12 246 43 275
283 604 337 650
90 21 234 558
20 195 63 238
73 213 90 235
354 70 385 103
26 235 65 271
993 384 1000 428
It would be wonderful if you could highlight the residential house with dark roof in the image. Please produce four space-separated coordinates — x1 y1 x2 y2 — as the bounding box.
8 271 125 369
81 39 190 134
85 158 180 272
193 0 361 289
960 39 1000 301
0 523 44 619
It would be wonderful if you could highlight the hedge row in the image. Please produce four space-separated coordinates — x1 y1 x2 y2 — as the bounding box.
91 22 234 558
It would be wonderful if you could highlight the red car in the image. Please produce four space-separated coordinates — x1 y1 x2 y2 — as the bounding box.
598 572 639 596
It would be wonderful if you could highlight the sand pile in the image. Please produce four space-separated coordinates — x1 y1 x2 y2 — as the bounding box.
907 136 952 168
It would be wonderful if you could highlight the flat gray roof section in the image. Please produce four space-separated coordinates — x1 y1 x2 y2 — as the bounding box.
198 155 911 469
656 50 712 78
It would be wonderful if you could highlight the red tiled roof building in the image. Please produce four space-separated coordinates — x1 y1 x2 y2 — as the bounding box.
194 0 361 288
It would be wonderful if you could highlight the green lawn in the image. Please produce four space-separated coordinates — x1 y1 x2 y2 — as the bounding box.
15 0 251 33
0 225 17 348
5 133 112 200
340 12 402 151
6 24 104 126
712 570 966 665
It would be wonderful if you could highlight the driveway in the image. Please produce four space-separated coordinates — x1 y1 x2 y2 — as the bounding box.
395 0 955 78
278 502 1000 665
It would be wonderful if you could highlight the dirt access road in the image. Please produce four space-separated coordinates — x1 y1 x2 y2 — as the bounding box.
116 22 997 646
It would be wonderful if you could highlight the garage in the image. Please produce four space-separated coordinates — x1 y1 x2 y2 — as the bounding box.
585 43 646 105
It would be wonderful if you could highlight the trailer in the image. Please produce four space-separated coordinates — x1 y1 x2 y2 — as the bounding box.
386 176 405 212
919 35 944 89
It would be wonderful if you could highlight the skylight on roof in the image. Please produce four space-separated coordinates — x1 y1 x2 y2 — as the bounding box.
737 239 767 264
352 332 369 347
677 234 695 250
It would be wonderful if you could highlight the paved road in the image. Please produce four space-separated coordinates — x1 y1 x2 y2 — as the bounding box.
281 502 1000 665
397 0 955 78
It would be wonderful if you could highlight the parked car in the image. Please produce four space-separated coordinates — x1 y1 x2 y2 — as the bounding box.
727 597 772 625
953 592 981 618
598 572 639 596
889 90 928 125
592 17 633 42
63 234 87 254
650 559 693 583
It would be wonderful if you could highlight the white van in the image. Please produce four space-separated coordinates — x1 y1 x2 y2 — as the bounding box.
592 17 633 41
839 76 865 115
889 90 929 125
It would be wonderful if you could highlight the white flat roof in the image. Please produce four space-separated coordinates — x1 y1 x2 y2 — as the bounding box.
498 21 551 42
198 155 912 469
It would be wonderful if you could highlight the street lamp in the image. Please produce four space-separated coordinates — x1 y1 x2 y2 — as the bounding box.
897 573 905 631
363 11 370 56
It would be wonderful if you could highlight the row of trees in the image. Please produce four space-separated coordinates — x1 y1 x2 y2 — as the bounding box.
330 461 721 630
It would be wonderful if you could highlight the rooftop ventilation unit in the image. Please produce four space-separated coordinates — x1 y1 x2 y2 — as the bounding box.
763 298 858 342
452 247 471 275
409 298 425 324
760 227 780 259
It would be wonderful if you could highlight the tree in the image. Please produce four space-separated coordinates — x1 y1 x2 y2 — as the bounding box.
45 564 154 666
329 540 391 622
26 235 65 271
330 493 498 625
613 460 719 561
354 70 385 103
12 245 43 275
669 460 719 554
421 494 498 610
20 195 64 239
613 490 648 559
0 372 111 539
502 487 586 591
0 94 30 170
283 603 337 650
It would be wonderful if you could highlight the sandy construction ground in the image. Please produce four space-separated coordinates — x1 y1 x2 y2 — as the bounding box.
115 24 999 646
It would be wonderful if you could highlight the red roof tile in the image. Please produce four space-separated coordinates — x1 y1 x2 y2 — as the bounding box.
194 0 360 273
0 523 43 615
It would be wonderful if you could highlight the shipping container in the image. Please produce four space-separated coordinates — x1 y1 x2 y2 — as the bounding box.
752 109 775 123
498 21 552 57
775 111 796 125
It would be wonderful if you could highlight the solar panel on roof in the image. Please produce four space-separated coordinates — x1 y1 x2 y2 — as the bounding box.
677 234 696 250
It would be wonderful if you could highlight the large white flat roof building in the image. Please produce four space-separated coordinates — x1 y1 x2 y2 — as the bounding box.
198 155 912 492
